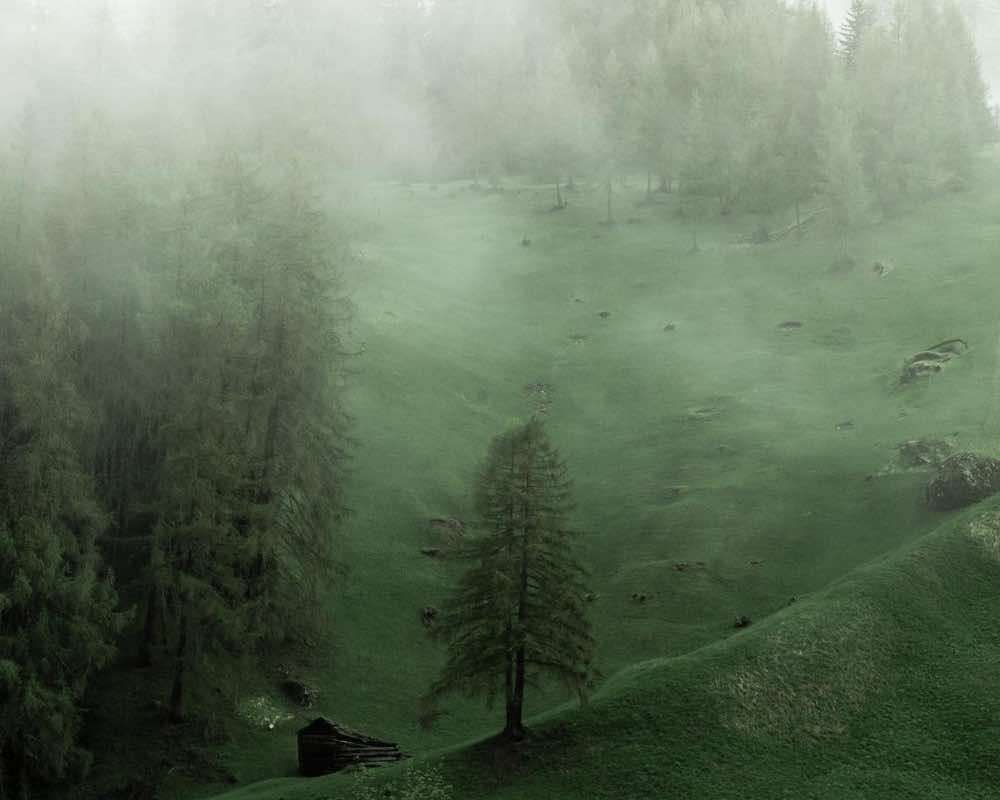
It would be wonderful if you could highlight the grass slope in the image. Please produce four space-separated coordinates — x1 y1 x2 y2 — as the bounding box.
207 501 1000 799
188 147 1000 797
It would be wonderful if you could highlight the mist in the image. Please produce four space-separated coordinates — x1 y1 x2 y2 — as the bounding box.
3 2 1000 799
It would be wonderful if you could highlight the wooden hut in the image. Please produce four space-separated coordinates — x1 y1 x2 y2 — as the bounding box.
297 717 408 777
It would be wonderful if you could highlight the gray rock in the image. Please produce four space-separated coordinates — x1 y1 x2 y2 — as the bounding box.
897 438 955 469
926 453 1000 510
280 679 318 708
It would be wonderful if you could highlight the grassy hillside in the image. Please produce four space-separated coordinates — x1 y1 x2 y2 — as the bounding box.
208 499 1000 800
188 147 1000 798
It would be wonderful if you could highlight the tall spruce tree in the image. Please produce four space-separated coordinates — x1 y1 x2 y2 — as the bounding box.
425 418 595 741
839 0 871 70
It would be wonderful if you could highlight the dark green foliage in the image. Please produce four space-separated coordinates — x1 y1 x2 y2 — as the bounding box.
0 101 352 791
0 259 124 799
426 419 595 740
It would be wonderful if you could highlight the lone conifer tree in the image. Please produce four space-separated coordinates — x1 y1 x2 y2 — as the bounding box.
839 0 871 70
425 418 595 741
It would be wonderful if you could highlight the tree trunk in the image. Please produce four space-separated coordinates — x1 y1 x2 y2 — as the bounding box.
646 171 652 199
1 745 29 800
690 228 700 254
504 645 526 741
168 604 189 723
138 584 162 667
606 180 613 224
555 179 563 209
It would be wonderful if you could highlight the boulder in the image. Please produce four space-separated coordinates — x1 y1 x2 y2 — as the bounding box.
281 679 319 708
428 517 465 552
421 606 439 627
897 438 955 469
899 339 968 385
926 453 1000 510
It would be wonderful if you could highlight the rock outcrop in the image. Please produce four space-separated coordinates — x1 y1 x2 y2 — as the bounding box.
926 453 1000 510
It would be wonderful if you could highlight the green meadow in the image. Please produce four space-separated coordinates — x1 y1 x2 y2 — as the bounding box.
192 145 1000 799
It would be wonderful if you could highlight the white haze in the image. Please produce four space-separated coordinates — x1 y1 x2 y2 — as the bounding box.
823 0 1000 96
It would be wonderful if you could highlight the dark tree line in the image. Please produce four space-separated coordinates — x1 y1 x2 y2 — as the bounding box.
413 0 992 235
0 129 352 800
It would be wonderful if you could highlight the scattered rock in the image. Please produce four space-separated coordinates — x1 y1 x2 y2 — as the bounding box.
897 438 955 469
631 592 649 604
672 561 690 572
686 406 722 423
421 606 439 627
734 615 752 629
872 260 894 277
817 325 856 350
717 444 736 456
598 311 612 319
280 679 318 708
900 339 968 385
585 592 599 602
569 333 587 344
428 517 465 552
574 297 585 303
663 485 690 500
748 559 764 567
932 339 970 356
663 322 677 332
902 359 944 382
835 420 855 432
429 517 465 535
520 235 531 247
778 320 803 331
419 547 442 558
926 452 1000 510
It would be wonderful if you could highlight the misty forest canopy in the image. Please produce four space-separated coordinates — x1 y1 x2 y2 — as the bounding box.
0 0 994 798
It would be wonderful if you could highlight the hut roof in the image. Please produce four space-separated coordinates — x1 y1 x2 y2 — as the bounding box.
297 717 394 746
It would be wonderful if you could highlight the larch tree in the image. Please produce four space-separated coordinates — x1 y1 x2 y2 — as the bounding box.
425 418 595 741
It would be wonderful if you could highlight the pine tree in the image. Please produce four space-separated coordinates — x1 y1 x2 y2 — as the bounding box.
839 0 871 71
0 258 123 798
823 80 869 257
425 419 595 741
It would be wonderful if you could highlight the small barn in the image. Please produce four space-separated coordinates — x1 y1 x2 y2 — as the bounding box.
297 717 408 777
